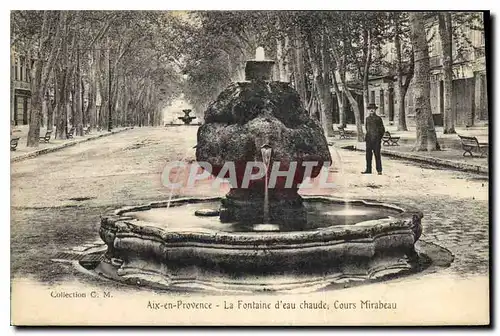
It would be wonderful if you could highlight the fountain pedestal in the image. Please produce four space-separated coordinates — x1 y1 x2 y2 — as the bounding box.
219 188 306 226
196 55 331 227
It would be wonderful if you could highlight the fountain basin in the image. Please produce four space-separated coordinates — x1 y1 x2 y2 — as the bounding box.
98 197 423 292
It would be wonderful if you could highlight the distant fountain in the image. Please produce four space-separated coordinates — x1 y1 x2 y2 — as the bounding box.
178 109 196 125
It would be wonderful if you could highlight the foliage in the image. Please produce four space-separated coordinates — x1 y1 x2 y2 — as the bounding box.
11 10 185 145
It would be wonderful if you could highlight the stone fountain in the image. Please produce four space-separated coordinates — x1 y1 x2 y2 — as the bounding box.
96 47 424 293
178 109 196 125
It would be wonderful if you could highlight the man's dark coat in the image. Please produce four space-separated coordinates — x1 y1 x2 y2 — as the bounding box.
365 114 385 143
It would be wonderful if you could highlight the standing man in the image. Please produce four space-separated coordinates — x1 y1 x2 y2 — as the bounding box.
362 103 385 175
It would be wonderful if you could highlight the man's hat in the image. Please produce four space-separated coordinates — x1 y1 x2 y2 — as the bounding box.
367 102 378 110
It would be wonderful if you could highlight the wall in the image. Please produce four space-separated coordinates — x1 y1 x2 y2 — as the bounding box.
11 51 32 126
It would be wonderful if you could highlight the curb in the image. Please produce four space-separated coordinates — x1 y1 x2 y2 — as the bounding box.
342 144 488 175
11 127 132 163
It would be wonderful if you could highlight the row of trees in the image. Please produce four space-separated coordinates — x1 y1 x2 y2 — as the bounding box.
11 11 184 147
180 11 484 151
11 11 484 150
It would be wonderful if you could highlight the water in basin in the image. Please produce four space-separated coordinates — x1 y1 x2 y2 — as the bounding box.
124 199 402 233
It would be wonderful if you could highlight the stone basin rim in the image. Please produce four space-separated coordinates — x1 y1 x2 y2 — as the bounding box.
100 196 423 244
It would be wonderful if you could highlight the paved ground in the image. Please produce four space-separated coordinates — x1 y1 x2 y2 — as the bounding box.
11 126 489 285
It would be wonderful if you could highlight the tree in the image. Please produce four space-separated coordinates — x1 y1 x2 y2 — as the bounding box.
392 12 414 131
12 10 184 136
26 11 64 147
274 14 291 82
301 13 333 136
438 12 455 134
54 12 75 140
327 13 365 141
409 12 440 151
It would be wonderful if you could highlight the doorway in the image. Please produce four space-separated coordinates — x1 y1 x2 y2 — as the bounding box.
23 97 28 125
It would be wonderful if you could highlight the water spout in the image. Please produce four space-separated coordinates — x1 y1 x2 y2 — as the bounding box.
261 144 272 167
261 144 272 224
166 147 194 209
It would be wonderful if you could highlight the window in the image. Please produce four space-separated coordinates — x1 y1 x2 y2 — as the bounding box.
14 59 18 80
20 57 26 82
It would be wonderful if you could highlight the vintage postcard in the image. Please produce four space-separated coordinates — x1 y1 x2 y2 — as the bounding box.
10 10 490 326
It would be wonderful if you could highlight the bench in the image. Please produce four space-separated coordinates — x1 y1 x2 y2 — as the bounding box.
337 126 355 139
11 137 20 151
382 131 401 146
40 130 53 143
458 134 488 157
66 127 75 139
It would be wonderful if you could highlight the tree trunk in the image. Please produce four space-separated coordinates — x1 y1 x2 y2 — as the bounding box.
57 34 76 140
439 12 455 133
70 84 76 128
88 49 98 129
106 46 113 131
394 15 414 131
293 26 307 103
276 34 285 81
275 23 290 82
331 69 345 127
110 63 121 127
283 36 291 82
362 28 372 119
52 69 59 129
96 47 107 129
74 47 83 136
55 65 68 139
46 92 54 130
308 93 318 120
81 77 86 127
394 15 407 131
409 12 440 151
335 70 364 141
305 32 334 136
27 60 44 146
319 35 333 136
397 81 408 131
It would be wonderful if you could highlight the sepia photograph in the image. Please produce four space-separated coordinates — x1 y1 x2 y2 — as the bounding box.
9 9 490 326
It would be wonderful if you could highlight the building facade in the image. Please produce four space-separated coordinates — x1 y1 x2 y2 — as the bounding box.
10 47 32 126
330 14 487 128
368 14 487 127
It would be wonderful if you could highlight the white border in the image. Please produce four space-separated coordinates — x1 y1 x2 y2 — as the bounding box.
2 2 497 335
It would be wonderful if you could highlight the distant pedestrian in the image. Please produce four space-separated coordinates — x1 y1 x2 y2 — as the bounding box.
362 103 385 175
